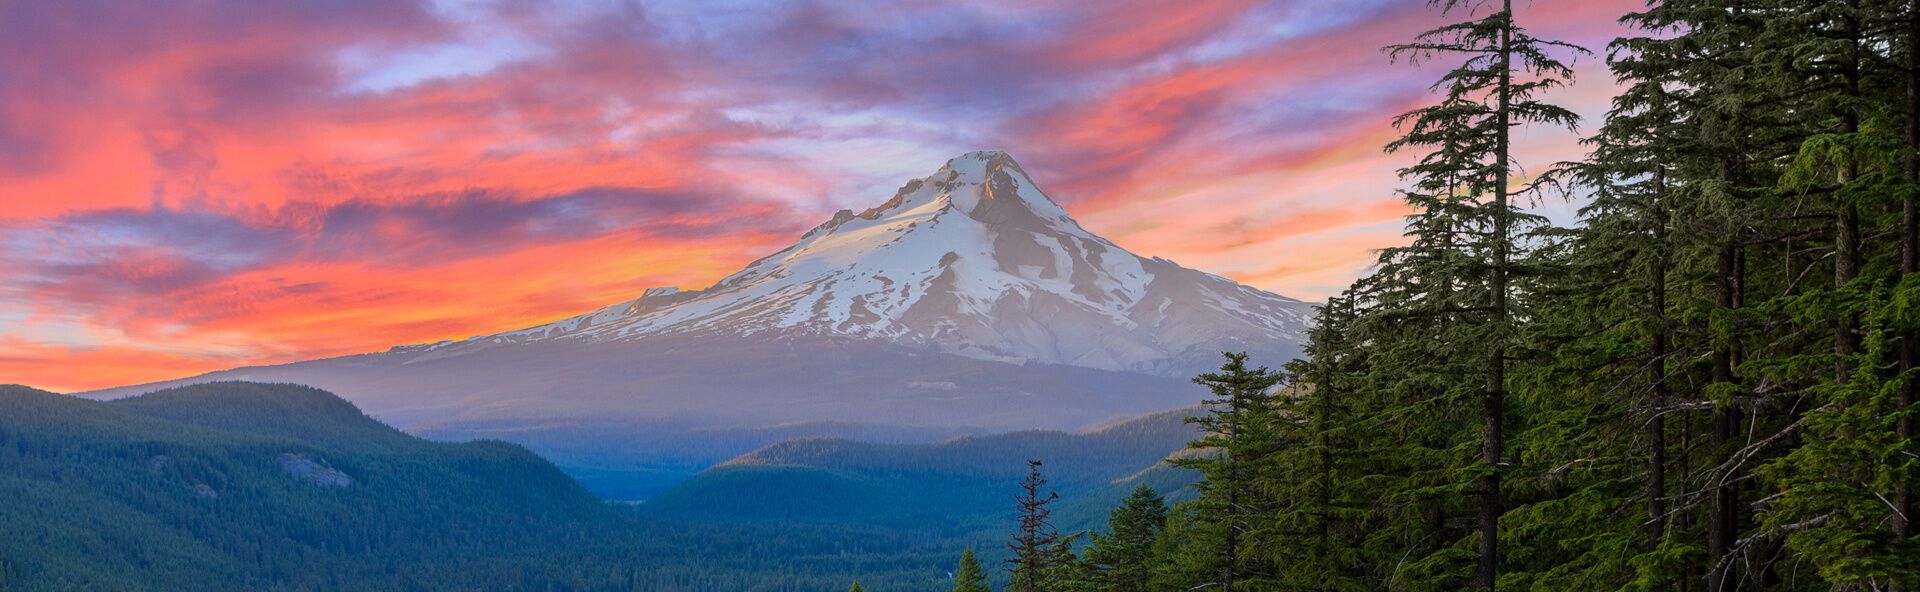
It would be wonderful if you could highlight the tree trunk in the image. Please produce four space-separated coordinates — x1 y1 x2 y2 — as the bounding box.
1680 416 1696 592
1707 242 1739 592
1648 169 1670 549
1317 308 1339 559
1476 2 1513 589
1838 8 1863 381
1224 446 1237 592
1836 197 1858 378
1895 9 1920 590
1901 0 1920 550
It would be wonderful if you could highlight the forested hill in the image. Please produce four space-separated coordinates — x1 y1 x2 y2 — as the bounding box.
0 382 651 590
722 406 1197 480
644 406 1201 529
107 382 419 449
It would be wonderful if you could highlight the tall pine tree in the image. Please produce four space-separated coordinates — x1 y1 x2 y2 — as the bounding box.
954 548 989 592
1175 353 1284 591
1382 0 1587 586
1084 485 1166 592
1007 460 1060 592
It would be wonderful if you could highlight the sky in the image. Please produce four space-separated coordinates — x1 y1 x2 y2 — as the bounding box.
0 0 1643 392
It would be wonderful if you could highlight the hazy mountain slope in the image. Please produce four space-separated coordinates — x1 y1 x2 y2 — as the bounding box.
635 407 1206 590
0 382 646 590
413 416 986 500
87 336 1198 431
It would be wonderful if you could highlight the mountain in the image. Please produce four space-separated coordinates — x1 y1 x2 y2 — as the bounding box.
80 150 1311 497
0 382 651 590
440 150 1312 375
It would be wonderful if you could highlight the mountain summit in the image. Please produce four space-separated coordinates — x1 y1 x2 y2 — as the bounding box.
406 151 1312 375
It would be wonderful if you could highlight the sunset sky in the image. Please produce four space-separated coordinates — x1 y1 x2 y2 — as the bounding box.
1 0 1641 392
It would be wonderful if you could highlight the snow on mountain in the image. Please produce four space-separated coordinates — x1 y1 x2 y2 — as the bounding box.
403 150 1314 376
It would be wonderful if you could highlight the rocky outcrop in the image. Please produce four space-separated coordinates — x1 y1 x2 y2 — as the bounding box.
278 453 353 488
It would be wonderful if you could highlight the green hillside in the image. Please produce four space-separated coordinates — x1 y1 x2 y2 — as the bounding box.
0 382 647 591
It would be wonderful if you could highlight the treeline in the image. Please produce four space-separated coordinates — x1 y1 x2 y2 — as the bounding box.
969 0 1920 590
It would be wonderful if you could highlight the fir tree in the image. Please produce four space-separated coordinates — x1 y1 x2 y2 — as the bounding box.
1007 459 1059 592
1175 353 1284 591
1044 533 1095 592
953 548 990 592
1085 485 1166 592
1147 505 1221 591
1263 303 1374 591
1381 0 1586 586
1751 2 1920 588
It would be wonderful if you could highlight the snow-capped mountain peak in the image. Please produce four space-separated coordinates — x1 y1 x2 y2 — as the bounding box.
863 149 1076 226
412 151 1313 375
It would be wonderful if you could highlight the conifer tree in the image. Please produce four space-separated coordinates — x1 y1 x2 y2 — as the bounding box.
1750 2 1920 588
1508 1 1718 587
1903 0 1920 568
1147 505 1221 591
1043 533 1095 592
1901 1 1920 583
1085 485 1166 592
1007 459 1059 592
1381 0 1587 586
1265 298 1374 590
953 548 990 592
1175 353 1283 592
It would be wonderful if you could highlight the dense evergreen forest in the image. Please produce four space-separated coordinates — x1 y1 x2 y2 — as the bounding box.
997 0 1920 590
0 382 1088 591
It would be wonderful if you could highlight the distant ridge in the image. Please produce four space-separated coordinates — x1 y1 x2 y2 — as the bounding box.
645 405 1201 526
109 381 414 449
